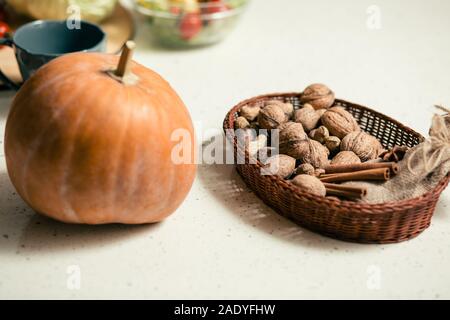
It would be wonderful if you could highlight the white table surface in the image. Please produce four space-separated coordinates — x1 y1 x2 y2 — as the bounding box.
1 0 449 299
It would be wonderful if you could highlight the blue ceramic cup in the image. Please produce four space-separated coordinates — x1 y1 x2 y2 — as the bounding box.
0 20 106 90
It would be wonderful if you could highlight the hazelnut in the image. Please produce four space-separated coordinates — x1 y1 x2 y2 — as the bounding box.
239 105 260 121
321 107 360 139
287 139 330 168
300 83 335 110
309 126 329 144
324 136 341 153
294 163 315 176
331 151 361 165
258 104 288 129
294 104 321 131
291 174 326 197
341 131 384 161
234 116 250 129
262 154 296 178
278 122 308 155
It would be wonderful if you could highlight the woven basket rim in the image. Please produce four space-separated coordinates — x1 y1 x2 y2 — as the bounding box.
223 92 449 213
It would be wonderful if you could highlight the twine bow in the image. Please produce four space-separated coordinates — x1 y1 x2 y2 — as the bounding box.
407 105 450 174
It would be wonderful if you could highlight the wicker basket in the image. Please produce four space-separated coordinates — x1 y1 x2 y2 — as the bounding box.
223 93 450 244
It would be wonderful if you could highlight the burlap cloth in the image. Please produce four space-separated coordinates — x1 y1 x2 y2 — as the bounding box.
345 106 450 203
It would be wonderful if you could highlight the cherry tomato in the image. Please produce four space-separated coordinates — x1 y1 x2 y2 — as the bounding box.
179 12 202 40
0 21 10 36
0 21 11 49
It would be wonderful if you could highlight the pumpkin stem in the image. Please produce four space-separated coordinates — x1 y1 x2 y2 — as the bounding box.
116 41 135 78
108 41 138 85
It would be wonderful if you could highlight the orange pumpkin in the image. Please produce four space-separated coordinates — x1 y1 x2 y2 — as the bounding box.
4 44 196 224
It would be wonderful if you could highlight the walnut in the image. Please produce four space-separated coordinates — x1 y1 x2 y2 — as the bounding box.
239 105 260 121
341 131 384 161
294 163 315 176
291 174 326 197
266 100 294 118
300 83 335 110
278 122 308 155
234 116 250 129
235 127 257 147
258 104 288 129
286 139 330 168
294 104 321 131
321 106 360 138
280 102 294 119
324 136 341 153
247 134 267 156
262 154 296 178
309 126 329 144
331 151 361 165
257 147 276 162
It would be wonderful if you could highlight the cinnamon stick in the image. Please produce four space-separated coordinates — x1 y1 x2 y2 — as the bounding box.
323 183 368 198
325 188 364 200
324 162 399 175
320 173 342 179
320 168 390 183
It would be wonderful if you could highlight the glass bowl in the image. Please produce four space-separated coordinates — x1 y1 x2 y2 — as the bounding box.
135 0 249 48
